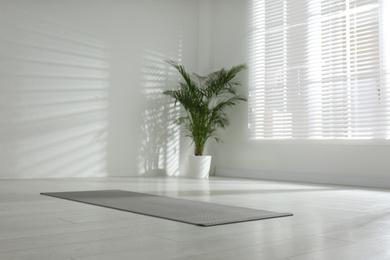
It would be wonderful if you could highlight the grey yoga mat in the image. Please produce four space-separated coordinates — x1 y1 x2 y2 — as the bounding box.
41 190 293 226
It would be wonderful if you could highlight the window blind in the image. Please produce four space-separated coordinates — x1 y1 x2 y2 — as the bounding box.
249 0 390 139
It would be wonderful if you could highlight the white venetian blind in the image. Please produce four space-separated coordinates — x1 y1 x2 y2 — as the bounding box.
249 0 390 139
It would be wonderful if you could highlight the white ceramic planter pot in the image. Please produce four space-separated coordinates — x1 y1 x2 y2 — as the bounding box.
188 155 212 179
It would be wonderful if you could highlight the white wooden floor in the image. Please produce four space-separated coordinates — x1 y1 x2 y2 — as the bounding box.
1 176 390 260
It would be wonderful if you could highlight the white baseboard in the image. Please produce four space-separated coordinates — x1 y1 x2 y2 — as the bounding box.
215 167 390 189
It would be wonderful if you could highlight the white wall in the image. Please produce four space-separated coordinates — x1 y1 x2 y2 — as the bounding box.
2 0 388 186
0 0 198 178
209 0 390 189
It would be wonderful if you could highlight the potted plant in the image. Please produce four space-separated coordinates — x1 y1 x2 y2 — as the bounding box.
163 60 247 178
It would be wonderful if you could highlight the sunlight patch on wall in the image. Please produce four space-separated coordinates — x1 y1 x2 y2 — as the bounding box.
0 2 110 178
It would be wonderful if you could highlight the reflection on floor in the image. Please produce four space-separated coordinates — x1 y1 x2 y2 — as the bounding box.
1 176 390 260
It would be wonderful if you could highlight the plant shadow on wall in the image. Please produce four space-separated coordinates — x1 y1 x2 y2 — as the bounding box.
138 45 181 176
0 3 110 178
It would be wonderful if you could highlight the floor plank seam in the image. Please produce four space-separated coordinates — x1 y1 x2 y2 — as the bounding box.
315 234 356 244
57 217 78 224
286 242 355 259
